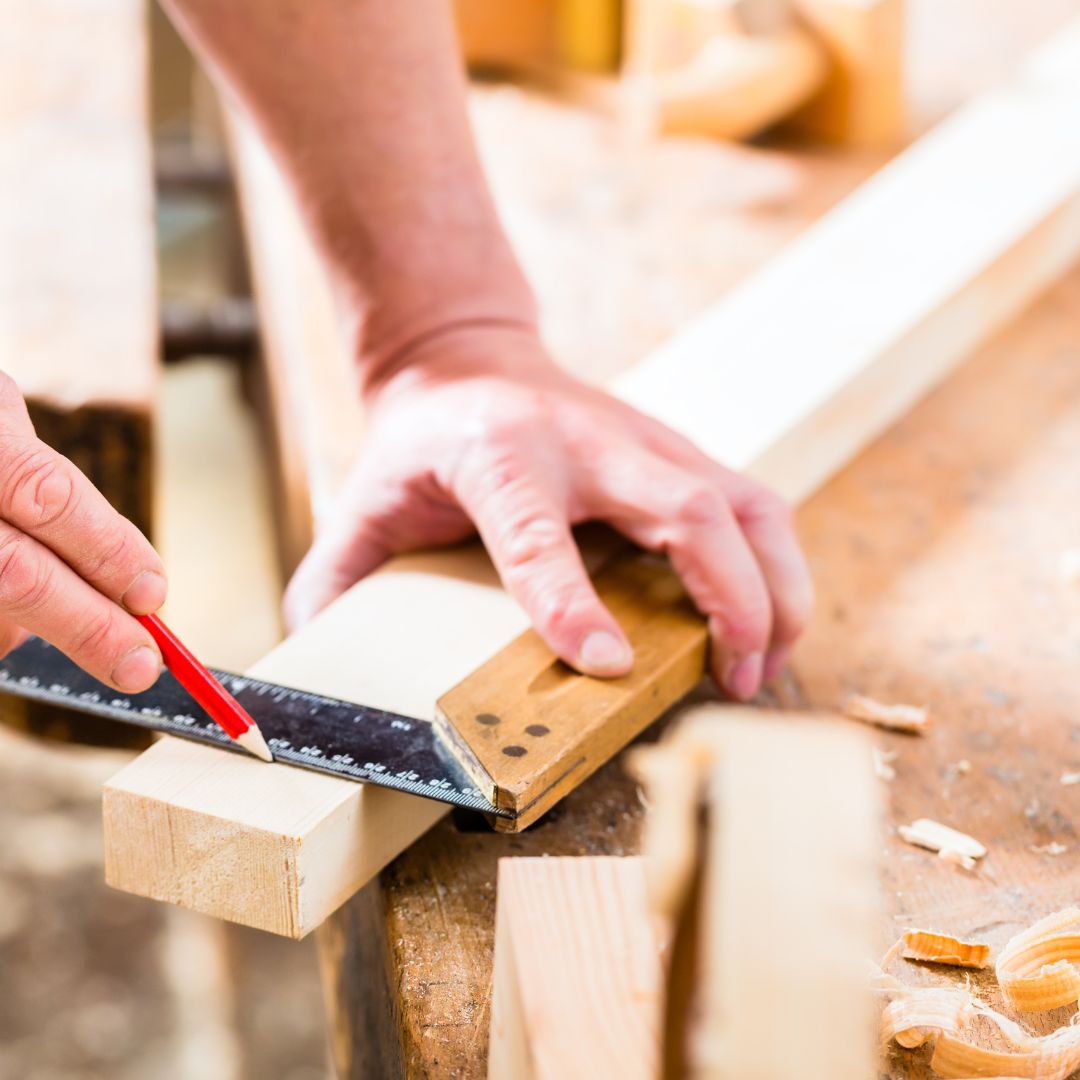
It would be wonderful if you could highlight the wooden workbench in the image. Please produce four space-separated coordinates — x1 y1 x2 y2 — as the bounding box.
306 8 1080 1077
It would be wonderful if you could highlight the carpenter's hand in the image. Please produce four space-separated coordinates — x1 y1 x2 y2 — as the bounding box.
285 328 812 699
0 373 166 691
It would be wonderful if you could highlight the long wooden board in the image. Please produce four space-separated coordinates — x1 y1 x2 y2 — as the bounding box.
104 19 1080 937
0 0 158 538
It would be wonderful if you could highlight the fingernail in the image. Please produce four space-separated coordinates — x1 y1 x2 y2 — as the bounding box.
578 630 633 676
122 570 167 615
726 652 763 701
112 645 162 693
763 646 791 683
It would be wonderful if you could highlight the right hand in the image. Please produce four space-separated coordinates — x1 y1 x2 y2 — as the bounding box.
0 373 166 692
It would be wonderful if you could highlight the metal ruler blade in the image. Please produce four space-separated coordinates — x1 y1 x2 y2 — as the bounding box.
0 636 506 819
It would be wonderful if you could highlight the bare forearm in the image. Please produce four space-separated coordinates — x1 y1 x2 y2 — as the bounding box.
162 0 537 383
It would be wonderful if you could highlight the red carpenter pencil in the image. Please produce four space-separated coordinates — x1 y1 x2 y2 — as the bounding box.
136 613 273 762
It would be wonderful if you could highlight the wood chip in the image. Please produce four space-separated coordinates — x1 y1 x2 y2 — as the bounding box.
1060 772 1080 786
844 694 930 734
996 908 1080 1013
900 929 991 969
873 746 897 781
898 818 987 870
1031 842 1068 855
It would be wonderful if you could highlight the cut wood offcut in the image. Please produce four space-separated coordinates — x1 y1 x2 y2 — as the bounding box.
490 710 881 1079
104 18 1080 937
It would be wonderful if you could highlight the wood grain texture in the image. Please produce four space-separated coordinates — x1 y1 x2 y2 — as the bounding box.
617 16 1080 505
488 857 664 1080
436 553 707 830
0 0 157 536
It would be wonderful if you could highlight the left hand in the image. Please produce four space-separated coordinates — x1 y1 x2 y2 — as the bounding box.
284 326 813 700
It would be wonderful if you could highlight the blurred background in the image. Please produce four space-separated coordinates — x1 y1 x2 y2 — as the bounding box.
2 0 1079 1077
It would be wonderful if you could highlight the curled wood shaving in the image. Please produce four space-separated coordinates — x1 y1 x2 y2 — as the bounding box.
881 984 1080 1079
901 929 991 969
996 908 1080 1013
899 819 987 870
845 694 931 734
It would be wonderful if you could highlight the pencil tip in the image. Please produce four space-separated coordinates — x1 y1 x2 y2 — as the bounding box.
236 726 275 763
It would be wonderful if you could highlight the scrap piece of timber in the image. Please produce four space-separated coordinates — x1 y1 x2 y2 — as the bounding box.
0 0 157 539
0 0 157 747
617 15 1080 503
679 713 879 1078
101 18 1080 937
785 0 906 146
104 545 528 938
436 553 707 831
488 857 664 1080
488 713 879 1079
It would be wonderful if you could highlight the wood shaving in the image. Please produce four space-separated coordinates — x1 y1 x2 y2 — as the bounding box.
845 694 930 734
996 908 1080 1013
880 980 1080 1078
1060 772 1080 786
1031 842 1068 856
899 819 987 870
955 759 971 774
901 929 991 969
873 746 898 781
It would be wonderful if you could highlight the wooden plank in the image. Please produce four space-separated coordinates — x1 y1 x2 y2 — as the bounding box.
617 16 1080 505
488 857 663 1080
103 19 1080 938
0 0 157 539
437 554 707 830
489 714 879 1078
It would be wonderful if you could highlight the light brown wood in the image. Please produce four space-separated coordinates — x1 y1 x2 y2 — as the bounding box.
786 0 906 146
0 0 157 537
616 16 1080 505
436 552 707 830
488 857 664 1080
490 711 879 1079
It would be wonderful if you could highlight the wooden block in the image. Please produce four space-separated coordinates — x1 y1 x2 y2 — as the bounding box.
617 16 1080 504
490 713 880 1078
488 856 664 1080
787 0 906 147
436 552 707 831
102 20 1080 937
0 0 158 538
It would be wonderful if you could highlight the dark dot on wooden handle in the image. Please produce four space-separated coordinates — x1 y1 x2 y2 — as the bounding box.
525 724 550 737
503 745 527 757
476 713 500 726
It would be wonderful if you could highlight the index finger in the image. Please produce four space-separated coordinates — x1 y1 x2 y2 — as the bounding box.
0 435 166 614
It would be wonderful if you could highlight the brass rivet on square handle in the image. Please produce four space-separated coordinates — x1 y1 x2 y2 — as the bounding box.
434 549 709 832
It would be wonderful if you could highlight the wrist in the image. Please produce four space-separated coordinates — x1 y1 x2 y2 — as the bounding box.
357 318 557 403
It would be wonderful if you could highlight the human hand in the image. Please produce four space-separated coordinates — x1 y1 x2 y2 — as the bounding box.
0 373 166 692
284 327 813 700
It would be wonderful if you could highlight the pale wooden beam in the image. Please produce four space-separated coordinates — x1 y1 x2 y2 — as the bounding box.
104 18 1080 937
0 0 158 539
489 713 879 1078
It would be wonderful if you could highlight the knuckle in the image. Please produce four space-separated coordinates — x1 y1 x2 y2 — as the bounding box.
743 488 795 528
720 598 773 648
0 443 77 529
671 483 730 530
69 609 120 661
499 514 566 573
0 533 50 613
531 583 585 638
83 528 135 589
